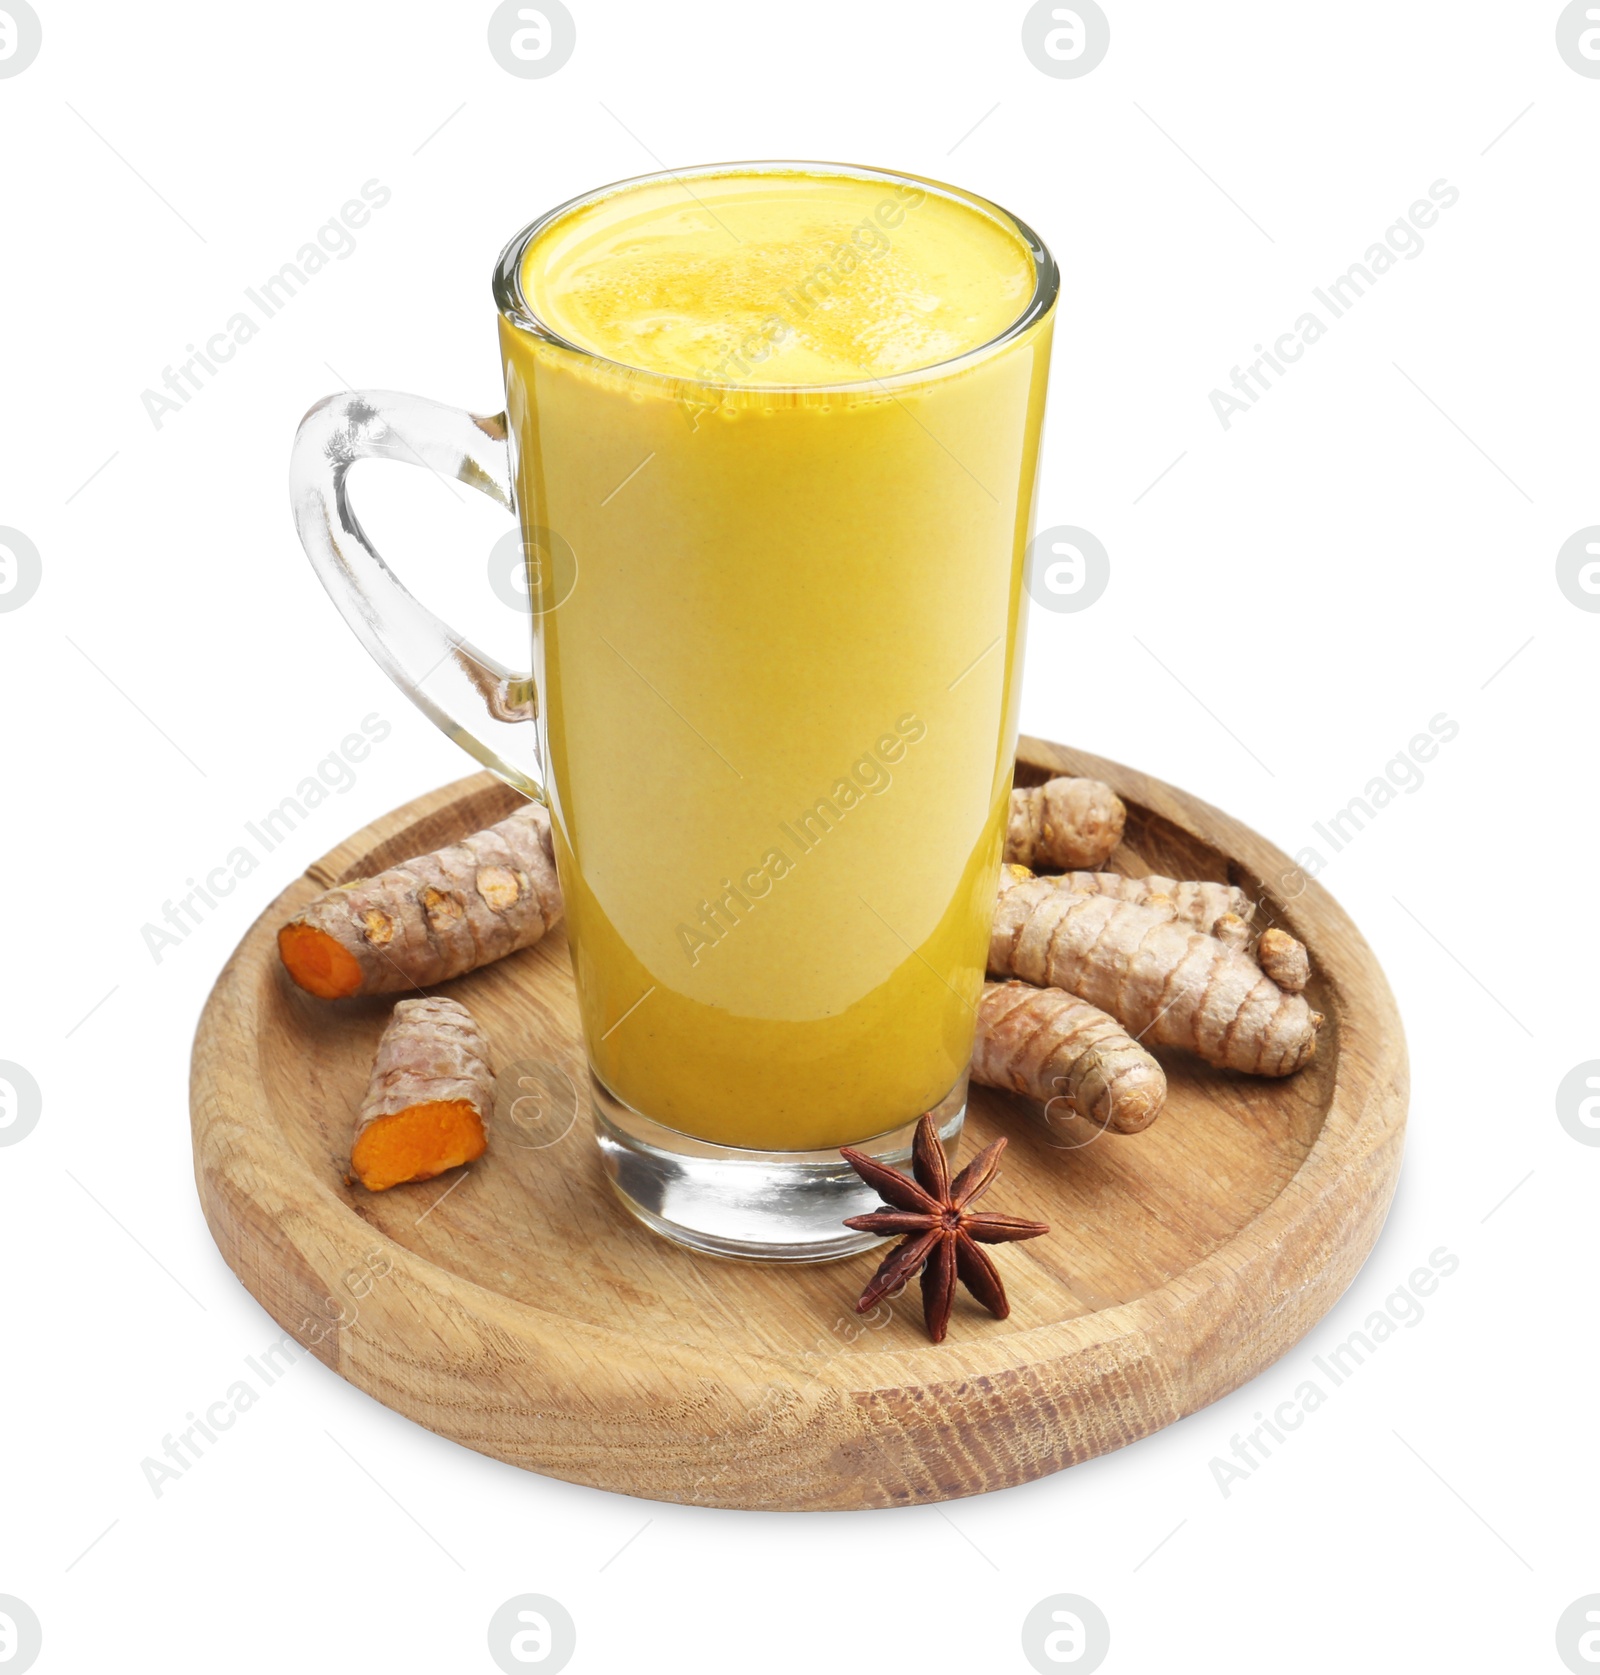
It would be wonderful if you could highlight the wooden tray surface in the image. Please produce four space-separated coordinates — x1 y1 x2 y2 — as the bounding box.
189 736 1407 1509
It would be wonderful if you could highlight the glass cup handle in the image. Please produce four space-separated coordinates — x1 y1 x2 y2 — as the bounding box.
289 388 542 799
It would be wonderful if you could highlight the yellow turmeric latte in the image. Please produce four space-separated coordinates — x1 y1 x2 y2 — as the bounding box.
499 167 1052 1149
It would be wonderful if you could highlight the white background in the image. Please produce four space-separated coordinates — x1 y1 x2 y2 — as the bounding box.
1 2 1595 1671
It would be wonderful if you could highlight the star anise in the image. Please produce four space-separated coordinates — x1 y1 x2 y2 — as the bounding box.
840 1112 1049 1343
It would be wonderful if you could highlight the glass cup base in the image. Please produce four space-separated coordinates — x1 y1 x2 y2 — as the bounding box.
590 1071 967 1263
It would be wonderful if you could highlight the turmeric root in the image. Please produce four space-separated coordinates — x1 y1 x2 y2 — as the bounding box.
973 980 1167 1133
351 997 493 1191
1005 777 1125 870
990 873 1322 1076
1252 926 1310 993
1032 868 1252 935
1010 865 1312 995
1205 910 1252 952
279 801 562 998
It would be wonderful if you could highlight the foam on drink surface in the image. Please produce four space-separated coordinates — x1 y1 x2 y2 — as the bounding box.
520 169 1037 387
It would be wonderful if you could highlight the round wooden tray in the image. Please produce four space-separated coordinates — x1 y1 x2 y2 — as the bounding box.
190 736 1407 1510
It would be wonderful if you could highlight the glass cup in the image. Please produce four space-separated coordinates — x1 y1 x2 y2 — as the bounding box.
290 161 1057 1261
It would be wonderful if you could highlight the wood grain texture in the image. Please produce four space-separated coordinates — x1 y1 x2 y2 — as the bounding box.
189 738 1408 1509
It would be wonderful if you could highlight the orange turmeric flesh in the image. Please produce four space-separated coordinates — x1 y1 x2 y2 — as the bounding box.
277 921 365 999
350 1100 487 1192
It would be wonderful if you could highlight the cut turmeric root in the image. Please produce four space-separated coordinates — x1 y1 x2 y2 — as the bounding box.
990 872 1322 1076
972 980 1167 1133
279 800 561 999
1005 777 1125 870
351 996 494 1191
